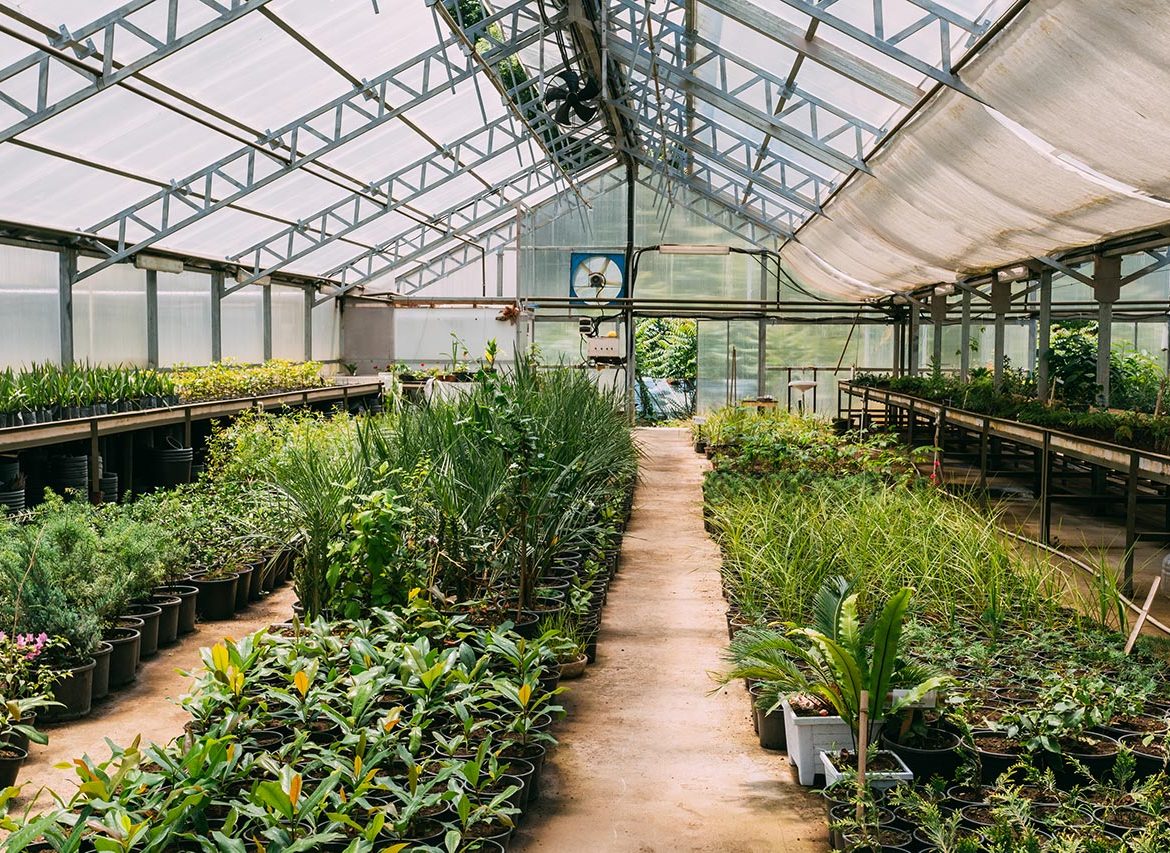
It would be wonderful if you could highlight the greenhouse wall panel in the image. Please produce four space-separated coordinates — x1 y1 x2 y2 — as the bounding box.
220 288 265 364
0 245 60 368
158 271 212 367
73 260 148 366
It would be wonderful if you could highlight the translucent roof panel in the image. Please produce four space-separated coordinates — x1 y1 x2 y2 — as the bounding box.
0 0 1153 304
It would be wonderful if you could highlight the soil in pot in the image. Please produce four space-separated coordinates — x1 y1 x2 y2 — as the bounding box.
1049 734 1119 786
40 657 96 723
0 744 28 788
90 641 114 702
1119 733 1170 779
124 602 162 658
158 584 198 634
192 573 239 621
881 727 964 783
105 627 142 688
151 594 182 646
970 730 1025 784
1095 805 1151 836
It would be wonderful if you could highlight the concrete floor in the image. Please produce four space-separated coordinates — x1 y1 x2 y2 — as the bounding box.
13 584 297 811
511 428 826 853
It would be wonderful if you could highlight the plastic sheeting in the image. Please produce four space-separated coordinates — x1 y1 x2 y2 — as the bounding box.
785 0 1170 299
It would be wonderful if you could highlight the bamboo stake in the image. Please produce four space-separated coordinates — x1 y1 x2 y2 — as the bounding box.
1125 576 1161 655
856 689 869 823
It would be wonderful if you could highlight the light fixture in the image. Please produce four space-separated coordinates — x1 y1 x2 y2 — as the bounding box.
657 244 731 255
134 254 184 274
237 269 272 287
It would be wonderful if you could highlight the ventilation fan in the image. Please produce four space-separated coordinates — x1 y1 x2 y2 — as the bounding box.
570 252 627 306
545 70 600 126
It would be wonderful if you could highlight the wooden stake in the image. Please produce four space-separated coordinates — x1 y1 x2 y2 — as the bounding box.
1125 576 1161 655
856 689 869 823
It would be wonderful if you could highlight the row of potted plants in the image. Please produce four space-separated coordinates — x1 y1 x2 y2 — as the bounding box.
0 601 572 851
850 371 1170 455
0 360 332 429
700 408 1170 848
0 362 637 848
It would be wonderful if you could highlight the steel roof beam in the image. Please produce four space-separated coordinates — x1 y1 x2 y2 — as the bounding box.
609 95 818 217
618 76 834 208
774 0 986 98
698 0 924 107
228 112 532 288
606 32 868 176
320 133 612 294
72 0 555 284
0 0 272 143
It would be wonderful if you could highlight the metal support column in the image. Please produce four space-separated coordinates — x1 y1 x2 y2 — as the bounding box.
991 275 1010 389
59 247 76 365
1124 450 1139 598
262 285 273 361
211 271 223 362
623 162 636 422
1039 432 1051 545
1037 269 1052 403
303 287 314 361
959 289 971 382
908 302 920 376
145 270 159 368
496 250 505 298
1094 254 1122 408
931 294 946 372
757 260 768 396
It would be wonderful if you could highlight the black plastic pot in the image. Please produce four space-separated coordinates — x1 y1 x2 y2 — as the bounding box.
99 471 119 504
123 602 162 659
1049 735 1119 786
40 657 96 723
0 744 28 788
192 574 239 621
106 626 142 688
882 728 964 783
1119 734 1170 779
148 444 193 488
971 730 1024 785
0 456 18 483
90 641 113 702
159 584 199 634
248 561 266 601
0 487 24 513
48 454 89 497
233 565 254 611
151 593 182 646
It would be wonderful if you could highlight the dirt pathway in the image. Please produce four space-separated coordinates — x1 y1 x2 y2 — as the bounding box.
13 585 296 810
512 427 826 853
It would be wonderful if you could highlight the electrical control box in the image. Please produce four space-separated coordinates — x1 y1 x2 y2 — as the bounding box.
587 335 625 363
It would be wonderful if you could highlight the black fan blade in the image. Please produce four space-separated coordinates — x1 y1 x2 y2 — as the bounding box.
573 102 597 123
544 86 569 104
555 70 579 90
577 76 600 100
555 101 575 125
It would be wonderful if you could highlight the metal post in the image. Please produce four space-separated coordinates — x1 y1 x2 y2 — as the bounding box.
1094 254 1122 408
262 285 273 361
979 418 989 489
59 247 76 365
908 302 920 376
1037 269 1052 402
991 275 1010 390
1125 451 1139 598
960 289 971 382
931 294 945 372
757 260 768 397
211 271 223 362
624 162 636 422
303 286 313 360
145 269 159 368
1039 431 1051 545
496 250 505 298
